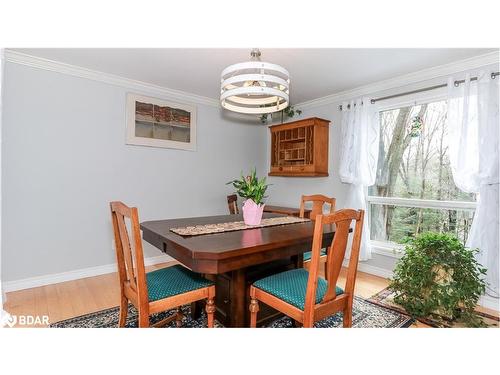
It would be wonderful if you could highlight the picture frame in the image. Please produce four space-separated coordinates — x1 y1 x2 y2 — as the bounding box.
126 93 197 151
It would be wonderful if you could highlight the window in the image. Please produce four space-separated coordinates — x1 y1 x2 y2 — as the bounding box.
368 99 476 249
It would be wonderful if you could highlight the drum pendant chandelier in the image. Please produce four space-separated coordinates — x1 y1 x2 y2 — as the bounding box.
220 49 290 114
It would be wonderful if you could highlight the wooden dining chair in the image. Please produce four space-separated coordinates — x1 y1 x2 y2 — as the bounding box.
299 194 336 220
249 209 364 328
299 194 336 268
110 201 216 328
227 194 239 214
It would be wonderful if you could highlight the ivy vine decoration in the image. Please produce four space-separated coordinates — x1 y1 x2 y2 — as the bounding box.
389 232 487 327
260 106 302 124
410 115 423 137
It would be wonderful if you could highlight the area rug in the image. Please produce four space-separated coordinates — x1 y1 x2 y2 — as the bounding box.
368 287 500 328
49 296 413 328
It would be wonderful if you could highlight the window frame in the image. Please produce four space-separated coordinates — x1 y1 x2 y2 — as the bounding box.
367 90 477 256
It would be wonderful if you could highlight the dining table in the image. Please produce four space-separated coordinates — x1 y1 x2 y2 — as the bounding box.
263 204 311 218
140 212 335 327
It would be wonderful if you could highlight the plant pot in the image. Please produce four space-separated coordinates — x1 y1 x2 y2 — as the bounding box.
242 199 265 226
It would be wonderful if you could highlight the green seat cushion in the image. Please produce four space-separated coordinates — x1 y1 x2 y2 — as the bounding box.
146 265 214 302
253 268 343 310
303 248 327 261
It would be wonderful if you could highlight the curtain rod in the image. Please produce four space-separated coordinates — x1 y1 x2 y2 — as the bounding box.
339 71 499 111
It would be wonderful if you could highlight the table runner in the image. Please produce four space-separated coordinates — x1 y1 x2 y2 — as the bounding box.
170 216 310 236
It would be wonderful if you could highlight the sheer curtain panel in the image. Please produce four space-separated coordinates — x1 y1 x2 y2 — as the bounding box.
339 97 380 260
447 72 499 297
0 49 4 310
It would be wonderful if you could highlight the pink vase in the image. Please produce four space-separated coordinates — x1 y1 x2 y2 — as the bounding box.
242 199 265 225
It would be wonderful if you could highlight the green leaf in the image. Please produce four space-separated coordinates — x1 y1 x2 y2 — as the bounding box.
388 232 487 327
227 168 270 205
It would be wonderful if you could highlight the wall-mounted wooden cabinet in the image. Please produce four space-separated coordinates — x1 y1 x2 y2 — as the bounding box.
269 117 330 177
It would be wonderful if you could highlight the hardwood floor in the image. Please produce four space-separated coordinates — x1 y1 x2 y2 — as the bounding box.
4 261 498 328
4 263 168 328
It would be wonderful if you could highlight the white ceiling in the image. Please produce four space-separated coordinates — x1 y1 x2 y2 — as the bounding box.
13 48 497 104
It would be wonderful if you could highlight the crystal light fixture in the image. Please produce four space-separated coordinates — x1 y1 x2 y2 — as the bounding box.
220 49 290 114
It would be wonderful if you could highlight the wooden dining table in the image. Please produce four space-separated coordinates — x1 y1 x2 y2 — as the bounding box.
140 212 335 327
263 204 311 218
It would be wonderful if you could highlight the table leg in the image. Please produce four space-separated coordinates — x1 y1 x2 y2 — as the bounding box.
229 268 246 327
292 254 304 269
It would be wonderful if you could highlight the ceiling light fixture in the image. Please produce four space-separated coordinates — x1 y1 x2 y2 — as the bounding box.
220 48 290 115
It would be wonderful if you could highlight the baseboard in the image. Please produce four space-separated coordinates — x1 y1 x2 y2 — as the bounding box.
357 262 394 279
340 259 394 280
479 294 500 311
3 254 174 293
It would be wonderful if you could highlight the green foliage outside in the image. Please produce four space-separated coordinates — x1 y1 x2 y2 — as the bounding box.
389 232 487 327
370 101 476 245
226 168 269 205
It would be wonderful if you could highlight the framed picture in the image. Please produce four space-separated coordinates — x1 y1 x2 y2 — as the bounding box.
126 93 196 151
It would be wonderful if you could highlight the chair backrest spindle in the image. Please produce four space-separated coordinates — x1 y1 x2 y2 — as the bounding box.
227 194 239 215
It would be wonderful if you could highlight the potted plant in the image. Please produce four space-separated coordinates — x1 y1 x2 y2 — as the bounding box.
227 168 269 225
389 232 487 327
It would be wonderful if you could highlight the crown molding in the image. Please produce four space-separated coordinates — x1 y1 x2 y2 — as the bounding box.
3 50 220 107
5 50 499 111
297 51 500 110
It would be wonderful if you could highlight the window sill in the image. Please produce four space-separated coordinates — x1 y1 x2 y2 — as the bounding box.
370 241 404 259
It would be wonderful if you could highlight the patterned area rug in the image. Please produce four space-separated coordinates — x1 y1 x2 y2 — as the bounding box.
368 287 500 328
170 216 309 236
49 296 413 328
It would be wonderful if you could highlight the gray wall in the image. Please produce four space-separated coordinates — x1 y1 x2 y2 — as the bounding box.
1 62 267 281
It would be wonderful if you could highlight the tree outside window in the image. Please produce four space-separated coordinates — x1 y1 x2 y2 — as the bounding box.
369 100 476 246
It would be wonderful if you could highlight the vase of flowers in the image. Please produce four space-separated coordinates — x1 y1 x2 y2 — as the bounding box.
227 168 269 225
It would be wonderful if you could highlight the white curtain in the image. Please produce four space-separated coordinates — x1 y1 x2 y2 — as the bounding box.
339 97 380 260
447 72 499 297
0 49 4 310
